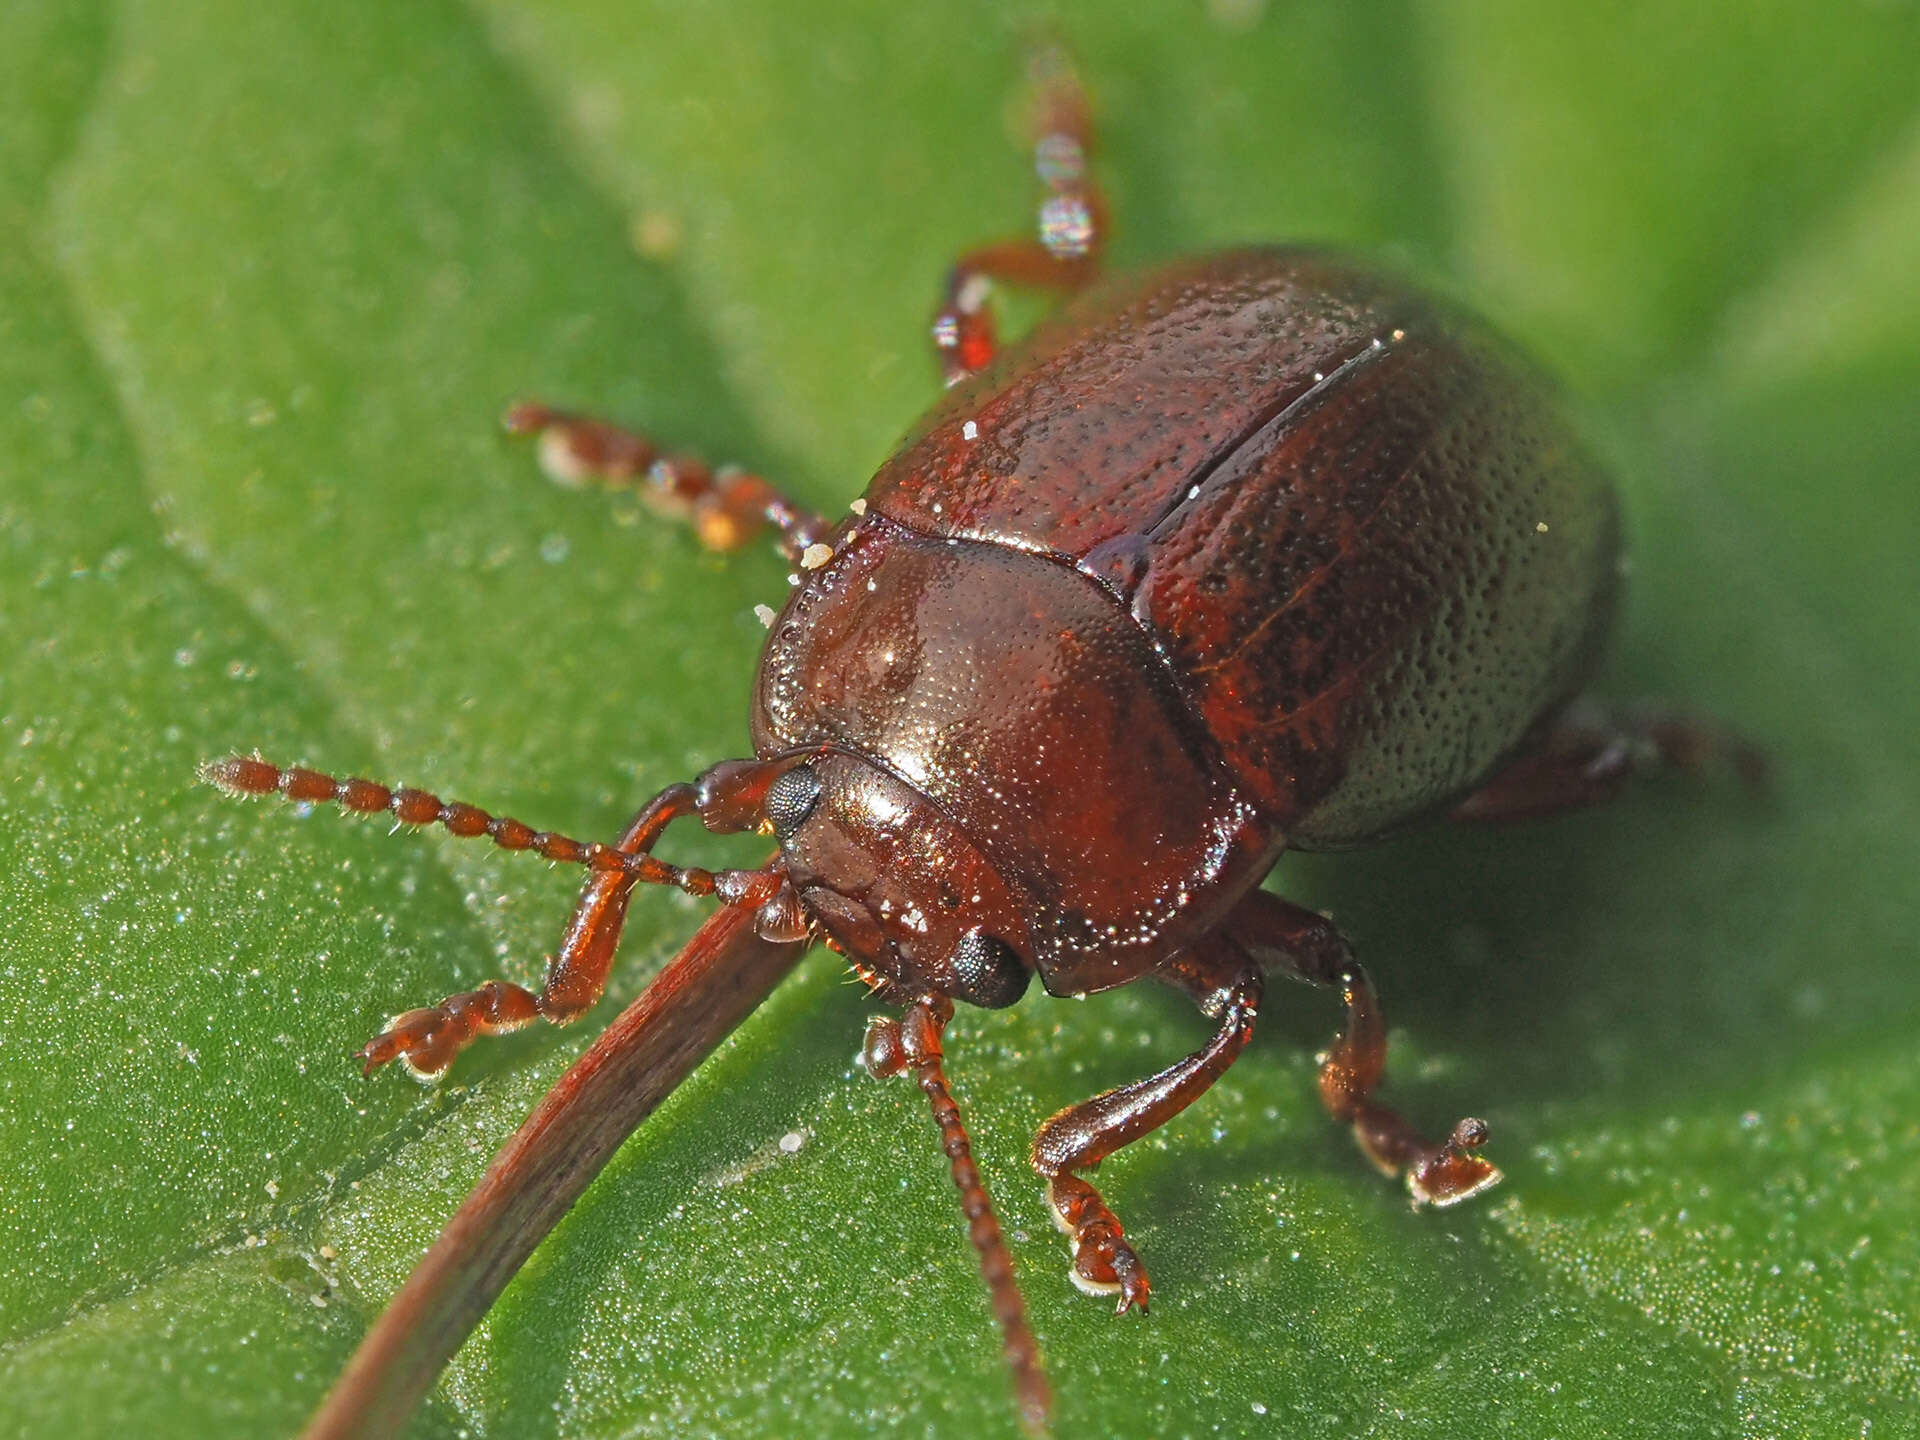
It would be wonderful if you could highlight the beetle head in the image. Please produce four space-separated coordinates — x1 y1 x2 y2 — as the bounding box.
767 751 1034 1009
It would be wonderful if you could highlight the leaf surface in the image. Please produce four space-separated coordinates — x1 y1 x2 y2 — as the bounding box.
3 1 1916 1436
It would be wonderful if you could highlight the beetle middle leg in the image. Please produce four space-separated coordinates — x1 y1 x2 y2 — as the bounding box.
933 44 1106 386
1029 938 1263 1314
1226 888 1502 1206
502 402 829 562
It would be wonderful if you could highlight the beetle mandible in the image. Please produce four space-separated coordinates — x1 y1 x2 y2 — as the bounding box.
207 46 1762 1431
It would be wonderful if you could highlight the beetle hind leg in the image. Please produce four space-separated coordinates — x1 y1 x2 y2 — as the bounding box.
1453 699 1768 822
1030 942 1262 1313
1226 888 1501 1206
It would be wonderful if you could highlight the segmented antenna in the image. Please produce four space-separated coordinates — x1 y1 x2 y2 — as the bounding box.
870 998 1050 1433
920 1055 1051 1432
200 755 728 898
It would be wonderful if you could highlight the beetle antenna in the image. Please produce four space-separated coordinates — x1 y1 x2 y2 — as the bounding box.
924 1055 1051 1433
201 754 744 901
867 998 1051 1433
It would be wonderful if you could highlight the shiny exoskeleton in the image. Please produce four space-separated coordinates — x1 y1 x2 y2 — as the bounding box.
765 246 1621 1001
211 50 1760 1435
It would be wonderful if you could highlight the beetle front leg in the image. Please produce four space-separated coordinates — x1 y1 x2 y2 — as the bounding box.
502 402 829 562
1029 941 1262 1313
932 44 1106 385
354 761 809 1079
345 777 710 1078
1226 888 1501 1206
206 753 798 1079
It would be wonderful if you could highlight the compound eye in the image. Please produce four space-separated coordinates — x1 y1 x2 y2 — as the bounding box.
948 930 1031 1010
764 764 822 840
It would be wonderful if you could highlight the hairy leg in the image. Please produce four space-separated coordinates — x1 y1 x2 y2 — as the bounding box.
1029 937 1262 1313
1226 887 1500 1205
203 754 795 1078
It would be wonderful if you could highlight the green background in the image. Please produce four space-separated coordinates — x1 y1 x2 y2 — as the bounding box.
3 1 1917 1436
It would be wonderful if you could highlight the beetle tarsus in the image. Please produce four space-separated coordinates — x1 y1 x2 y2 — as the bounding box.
1405 1117 1503 1207
356 980 543 1080
1047 1174 1151 1314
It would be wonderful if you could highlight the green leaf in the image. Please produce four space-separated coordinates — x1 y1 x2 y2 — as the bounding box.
3 1 1916 1437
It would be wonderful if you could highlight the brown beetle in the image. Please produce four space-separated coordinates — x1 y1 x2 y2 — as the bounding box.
207 49 1760 1435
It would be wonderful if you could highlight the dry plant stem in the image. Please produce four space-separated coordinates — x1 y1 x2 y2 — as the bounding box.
301 896 805 1440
